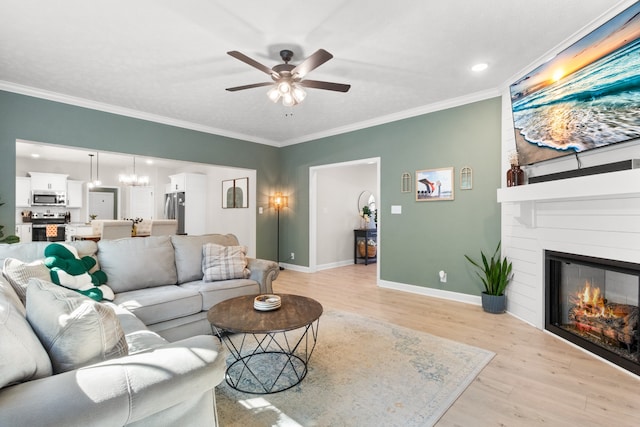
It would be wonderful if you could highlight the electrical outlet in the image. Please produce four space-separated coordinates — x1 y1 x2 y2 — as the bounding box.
290 252 295 260
439 270 447 283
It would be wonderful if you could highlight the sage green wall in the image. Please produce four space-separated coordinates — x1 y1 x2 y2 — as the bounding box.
280 97 502 295
0 91 280 259
0 90 501 295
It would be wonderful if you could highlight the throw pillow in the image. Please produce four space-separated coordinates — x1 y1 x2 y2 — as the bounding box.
0 281 53 389
202 243 250 281
25 278 128 374
2 258 51 304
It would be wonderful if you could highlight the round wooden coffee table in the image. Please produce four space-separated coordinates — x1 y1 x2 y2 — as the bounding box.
207 293 323 394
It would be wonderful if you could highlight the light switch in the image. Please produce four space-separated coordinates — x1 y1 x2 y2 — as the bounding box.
258 207 263 214
391 205 402 214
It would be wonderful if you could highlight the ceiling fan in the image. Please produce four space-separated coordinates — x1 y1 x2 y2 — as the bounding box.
226 49 350 106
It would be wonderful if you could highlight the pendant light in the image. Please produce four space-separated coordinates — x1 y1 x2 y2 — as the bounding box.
87 153 102 189
119 156 149 186
87 154 95 189
94 152 102 187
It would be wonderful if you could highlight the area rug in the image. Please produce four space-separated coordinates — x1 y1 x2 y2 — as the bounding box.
215 310 495 427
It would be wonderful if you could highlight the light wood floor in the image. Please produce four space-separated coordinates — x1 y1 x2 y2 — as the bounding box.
272 264 639 427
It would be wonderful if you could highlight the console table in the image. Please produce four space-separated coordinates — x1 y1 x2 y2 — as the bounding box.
354 228 377 265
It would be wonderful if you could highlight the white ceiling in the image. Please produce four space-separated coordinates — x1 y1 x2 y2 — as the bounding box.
0 0 630 147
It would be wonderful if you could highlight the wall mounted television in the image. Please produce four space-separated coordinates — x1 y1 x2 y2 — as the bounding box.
509 2 640 166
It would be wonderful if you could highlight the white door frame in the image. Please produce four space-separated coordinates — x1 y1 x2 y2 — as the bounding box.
309 157 381 277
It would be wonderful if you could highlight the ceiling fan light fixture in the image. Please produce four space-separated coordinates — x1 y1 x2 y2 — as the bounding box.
227 48 349 107
292 85 306 103
267 86 281 102
277 81 291 94
282 93 295 107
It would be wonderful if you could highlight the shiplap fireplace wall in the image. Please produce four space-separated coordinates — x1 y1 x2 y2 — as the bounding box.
499 93 640 330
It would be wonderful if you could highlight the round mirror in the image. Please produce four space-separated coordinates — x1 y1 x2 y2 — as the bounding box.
357 190 376 214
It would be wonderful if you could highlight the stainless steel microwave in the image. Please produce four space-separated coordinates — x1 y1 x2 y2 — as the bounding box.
32 191 67 206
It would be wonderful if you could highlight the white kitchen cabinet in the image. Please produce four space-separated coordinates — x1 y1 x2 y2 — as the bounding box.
128 186 154 219
66 180 84 208
16 177 31 207
29 172 68 191
169 174 186 192
168 173 206 194
15 224 32 243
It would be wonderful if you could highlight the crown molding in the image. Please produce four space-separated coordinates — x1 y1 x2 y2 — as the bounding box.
278 88 501 146
1 81 500 148
0 81 280 147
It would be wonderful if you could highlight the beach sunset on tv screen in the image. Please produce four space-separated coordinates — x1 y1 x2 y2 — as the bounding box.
510 2 640 165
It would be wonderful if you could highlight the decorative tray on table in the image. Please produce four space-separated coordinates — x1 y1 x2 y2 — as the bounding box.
254 294 282 311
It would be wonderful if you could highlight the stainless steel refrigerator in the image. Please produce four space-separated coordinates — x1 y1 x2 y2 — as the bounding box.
164 192 186 235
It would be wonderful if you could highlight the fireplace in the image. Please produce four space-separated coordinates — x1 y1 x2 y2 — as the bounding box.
545 251 640 375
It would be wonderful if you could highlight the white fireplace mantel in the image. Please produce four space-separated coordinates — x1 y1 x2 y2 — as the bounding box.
497 168 640 203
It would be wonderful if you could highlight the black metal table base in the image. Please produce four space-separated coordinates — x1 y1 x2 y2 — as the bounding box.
214 319 320 394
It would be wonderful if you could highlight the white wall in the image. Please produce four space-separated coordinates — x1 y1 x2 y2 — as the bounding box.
316 163 377 269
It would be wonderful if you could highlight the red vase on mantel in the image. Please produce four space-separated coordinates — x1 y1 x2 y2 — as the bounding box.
506 164 525 187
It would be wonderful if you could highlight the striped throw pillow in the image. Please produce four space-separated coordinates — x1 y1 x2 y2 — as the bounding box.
202 243 250 281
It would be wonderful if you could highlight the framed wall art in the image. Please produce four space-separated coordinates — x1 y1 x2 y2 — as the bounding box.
222 177 249 208
415 167 454 201
401 172 412 193
460 166 473 190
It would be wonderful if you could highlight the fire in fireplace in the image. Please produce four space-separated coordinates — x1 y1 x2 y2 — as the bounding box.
546 251 640 376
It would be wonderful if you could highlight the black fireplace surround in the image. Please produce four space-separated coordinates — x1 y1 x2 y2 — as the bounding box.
545 251 640 376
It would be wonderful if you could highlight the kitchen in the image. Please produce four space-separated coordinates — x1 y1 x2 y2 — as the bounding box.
16 172 85 243
14 140 258 255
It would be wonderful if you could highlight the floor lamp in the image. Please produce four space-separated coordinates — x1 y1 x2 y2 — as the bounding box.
270 192 288 270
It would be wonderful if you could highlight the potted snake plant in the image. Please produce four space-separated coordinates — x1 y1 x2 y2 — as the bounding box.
465 241 512 313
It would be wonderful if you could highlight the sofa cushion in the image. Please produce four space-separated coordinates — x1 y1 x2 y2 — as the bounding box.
113 285 202 326
97 236 178 293
26 278 128 374
104 302 168 354
2 258 51 303
0 279 52 388
202 243 250 281
147 311 211 342
0 240 98 265
180 278 259 310
171 234 240 284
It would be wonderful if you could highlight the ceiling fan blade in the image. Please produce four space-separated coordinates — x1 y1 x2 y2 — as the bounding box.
227 51 277 77
292 49 333 78
225 82 274 92
299 79 351 92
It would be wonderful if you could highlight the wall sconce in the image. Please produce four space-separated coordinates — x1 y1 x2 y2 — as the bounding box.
269 192 289 269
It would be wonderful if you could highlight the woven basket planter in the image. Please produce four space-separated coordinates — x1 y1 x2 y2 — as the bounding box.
358 241 377 258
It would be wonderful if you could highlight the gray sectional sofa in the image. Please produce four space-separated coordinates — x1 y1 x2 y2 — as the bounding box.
0 234 280 426
98 234 280 341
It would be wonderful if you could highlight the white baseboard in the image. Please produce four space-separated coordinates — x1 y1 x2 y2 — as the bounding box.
378 279 482 306
278 263 311 273
276 266 483 308
316 260 353 271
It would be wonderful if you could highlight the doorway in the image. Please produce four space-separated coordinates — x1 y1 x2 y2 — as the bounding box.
309 157 380 277
88 187 119 220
